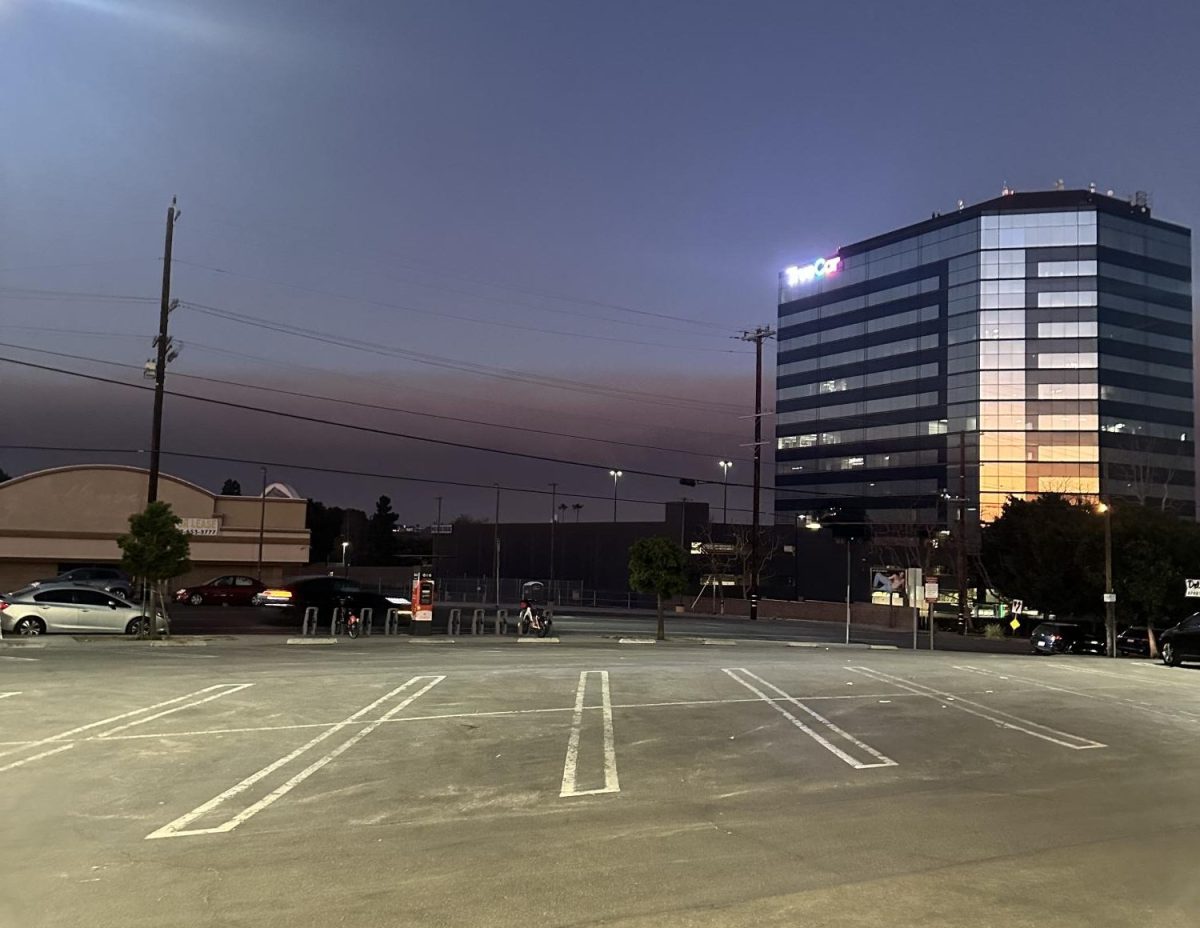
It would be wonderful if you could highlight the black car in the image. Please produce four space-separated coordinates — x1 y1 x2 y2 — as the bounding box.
253 575 410 630
1160 614 1200 667
1115 626 1164 658
1030 621 1106 655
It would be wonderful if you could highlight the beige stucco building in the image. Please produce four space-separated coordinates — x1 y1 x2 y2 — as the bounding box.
0 465 310 591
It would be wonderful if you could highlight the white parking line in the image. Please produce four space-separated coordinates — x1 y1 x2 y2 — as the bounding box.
96 684 255 738
0 656 39 662
0 744 75 773
723 668 898 770
850 667 1106 750
0 684 258 764
0 692 21 699
146 675 445 839
560 671 620 797
954 665 1200 726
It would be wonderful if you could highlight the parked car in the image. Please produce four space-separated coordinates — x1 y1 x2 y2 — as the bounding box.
0 584 163 636
1160 614 1200 667
252 575 411 628
1115 626 1166 658
1030 621 1106 655
30 566 131 599
174 575 266 607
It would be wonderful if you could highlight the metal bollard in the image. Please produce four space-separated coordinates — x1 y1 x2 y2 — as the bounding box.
448 608 462 636
330 607 345 636
471 608 485 635
302 606 319 636
384 608 402 635
496 608 508 635
359 607 374 636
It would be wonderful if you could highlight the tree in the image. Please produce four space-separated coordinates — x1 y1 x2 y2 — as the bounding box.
366 495 400 564
628 536 689 641
117 501 191 639
729 526 782 600
221 478 242 496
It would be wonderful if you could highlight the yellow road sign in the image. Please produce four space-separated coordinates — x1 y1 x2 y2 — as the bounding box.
1009 618 1021 630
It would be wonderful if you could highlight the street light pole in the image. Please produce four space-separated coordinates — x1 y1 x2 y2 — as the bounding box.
493 484 501 609
844 541 852 646
1100 500 1116 658
719 460 732 525
341 541 350 577
609 470 622 522
549 482 557 605
256 466 267 582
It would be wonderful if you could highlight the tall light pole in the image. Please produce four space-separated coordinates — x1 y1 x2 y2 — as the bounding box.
609 470 622 522
1098 501 1116 658
256 466 267 582
718 460 733 525
493 484 501 608
341 541 350 577
548 482 557 605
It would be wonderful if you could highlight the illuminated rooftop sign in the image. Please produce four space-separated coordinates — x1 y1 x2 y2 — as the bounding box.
784 255 841 286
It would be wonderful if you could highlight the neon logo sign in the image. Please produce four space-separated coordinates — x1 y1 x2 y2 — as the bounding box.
784 255 841 286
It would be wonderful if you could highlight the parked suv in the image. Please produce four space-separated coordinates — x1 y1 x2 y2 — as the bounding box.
30 567 131 600
1030 621 1106 655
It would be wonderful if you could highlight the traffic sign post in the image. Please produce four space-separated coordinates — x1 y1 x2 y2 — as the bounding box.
1186 579 1200 598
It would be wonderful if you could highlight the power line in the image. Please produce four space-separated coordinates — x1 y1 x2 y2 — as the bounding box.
180 299 749 414
0 340 753 463
0 444 765 515
173 259 742 352
0 353 765 489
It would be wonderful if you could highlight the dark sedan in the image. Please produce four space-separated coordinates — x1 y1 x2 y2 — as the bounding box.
1030 621 1106 655
252 575 410 629
1161 614 1200 667
1115 626 1165 658
174 575 265 607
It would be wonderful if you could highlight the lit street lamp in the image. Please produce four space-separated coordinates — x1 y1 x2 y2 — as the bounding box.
341 541 350 577
1097 501 1116 658
609 470 622 522
718 460 733 525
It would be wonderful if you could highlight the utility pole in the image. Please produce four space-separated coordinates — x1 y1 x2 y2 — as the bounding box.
256 466 267 582
1100 500 1116 658
740 325 775 621
147 197 179 505
549 483 557 605
493 484 501 609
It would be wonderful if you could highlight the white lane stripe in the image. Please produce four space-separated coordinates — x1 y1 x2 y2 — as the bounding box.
0 693 930 748
0 692 21 699
147 676 444 839
722 669 895 770
734 669 897 768
850 667 1106 750
96 684 254 738
955 664 1200 725
0 744 75 773
0 684 249 761
560 670 620 797
0 656 39 662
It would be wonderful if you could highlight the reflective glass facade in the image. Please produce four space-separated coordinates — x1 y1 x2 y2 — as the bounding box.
775 190 1194 526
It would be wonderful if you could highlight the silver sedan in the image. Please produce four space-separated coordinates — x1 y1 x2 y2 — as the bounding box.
0 584 163 636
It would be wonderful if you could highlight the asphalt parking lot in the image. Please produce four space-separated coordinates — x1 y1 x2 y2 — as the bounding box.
3 641 1198 927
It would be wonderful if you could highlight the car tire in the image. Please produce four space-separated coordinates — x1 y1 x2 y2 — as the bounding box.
125 617 150 636
14 617 46 636
188 593 205 606
1162 641 1181 667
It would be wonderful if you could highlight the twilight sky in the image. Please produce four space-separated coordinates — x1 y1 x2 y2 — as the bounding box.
1 0 1197 523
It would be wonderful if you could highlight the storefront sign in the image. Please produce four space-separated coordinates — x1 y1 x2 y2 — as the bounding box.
180 518 220 536
784 255 841 286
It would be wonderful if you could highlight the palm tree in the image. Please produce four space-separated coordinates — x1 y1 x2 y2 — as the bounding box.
557 503 568 522
572 503 584 523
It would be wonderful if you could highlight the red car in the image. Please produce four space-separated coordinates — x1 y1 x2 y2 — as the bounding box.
174 575 265 607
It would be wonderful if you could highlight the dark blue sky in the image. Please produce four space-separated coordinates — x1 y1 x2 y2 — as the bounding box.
2 0 1197 521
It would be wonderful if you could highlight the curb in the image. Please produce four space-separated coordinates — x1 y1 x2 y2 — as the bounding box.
517 637 560 644
0 642 47 649
619 638 657 645
286 638 336 646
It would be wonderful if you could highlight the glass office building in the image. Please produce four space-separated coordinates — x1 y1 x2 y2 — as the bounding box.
775 189 1194 527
